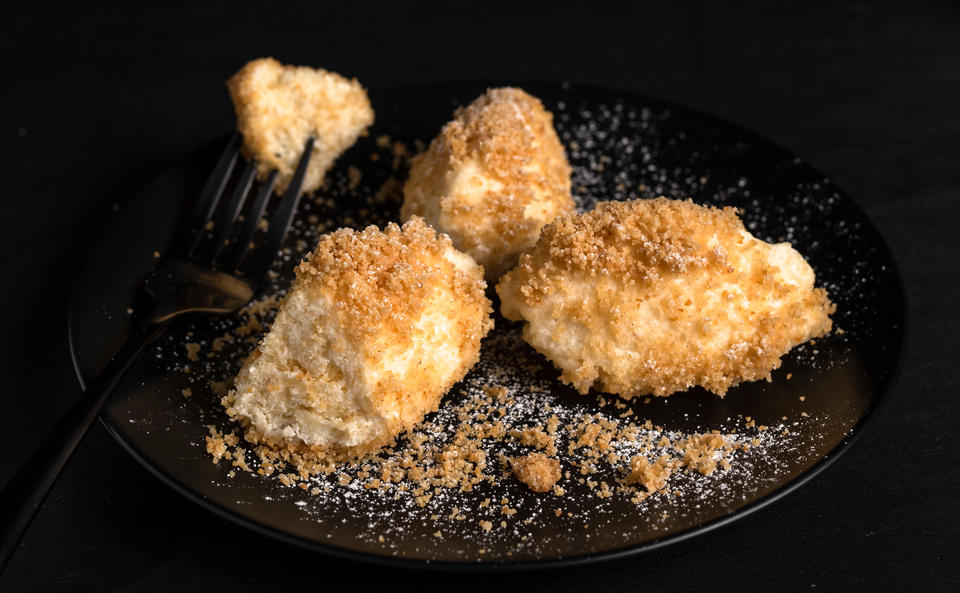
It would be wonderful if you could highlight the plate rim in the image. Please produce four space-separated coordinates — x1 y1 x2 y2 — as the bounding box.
66 80 909 571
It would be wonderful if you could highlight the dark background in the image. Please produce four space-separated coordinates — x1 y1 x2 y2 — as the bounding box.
1 1 958 591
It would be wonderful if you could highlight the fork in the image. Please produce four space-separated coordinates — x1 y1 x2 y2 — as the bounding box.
0 133 315 572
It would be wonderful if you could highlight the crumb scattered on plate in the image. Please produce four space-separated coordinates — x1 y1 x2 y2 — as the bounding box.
512 453 561 492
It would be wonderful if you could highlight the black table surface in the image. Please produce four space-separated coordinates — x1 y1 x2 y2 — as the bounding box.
1 2 958 591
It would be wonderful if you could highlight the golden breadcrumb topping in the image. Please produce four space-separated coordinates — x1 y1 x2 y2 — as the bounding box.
511 452 561 493
402 87 574 279
679 433 727 476
497 198 835 397
295 217 491 349
505 198 744 298
224 217 493 462
624 455 674 493
227 57 374 193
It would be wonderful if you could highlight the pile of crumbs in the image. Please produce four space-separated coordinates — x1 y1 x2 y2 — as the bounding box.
204 338 772 505
181 299 812 557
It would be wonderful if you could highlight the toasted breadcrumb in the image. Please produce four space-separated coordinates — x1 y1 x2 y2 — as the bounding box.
512 452 561 493
679 433 727 475
185 343 201 362
625 455 674 493
227 57 374 194
205 429 228 464
402 88 574 279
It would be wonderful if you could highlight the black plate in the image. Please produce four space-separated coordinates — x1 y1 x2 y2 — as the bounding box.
68 82 905 569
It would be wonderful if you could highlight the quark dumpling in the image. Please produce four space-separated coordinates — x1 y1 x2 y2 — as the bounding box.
401 87 574 280
497 198 835 398
224 218 493 462
227 57 374 194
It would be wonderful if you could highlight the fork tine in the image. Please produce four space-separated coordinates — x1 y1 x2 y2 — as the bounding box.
225 169 278 272
178 132 242 257
208 159 258 264
247 138 315 283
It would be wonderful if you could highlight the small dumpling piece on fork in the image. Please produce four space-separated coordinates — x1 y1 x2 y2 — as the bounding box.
227 57 374 194
497 198 835 398
224 218 493 462
402 87 574 280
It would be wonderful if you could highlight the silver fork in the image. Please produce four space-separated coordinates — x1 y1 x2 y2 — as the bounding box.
0 133 315 572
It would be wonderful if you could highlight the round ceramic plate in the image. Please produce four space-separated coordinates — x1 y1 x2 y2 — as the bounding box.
68 82 905 569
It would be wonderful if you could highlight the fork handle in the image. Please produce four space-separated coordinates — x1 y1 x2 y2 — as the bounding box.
0 319 166 573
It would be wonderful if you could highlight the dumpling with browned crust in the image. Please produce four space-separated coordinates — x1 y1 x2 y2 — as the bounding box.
224 218 493 462
402 87 574 280
227 57 374 194
496 198 834 398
